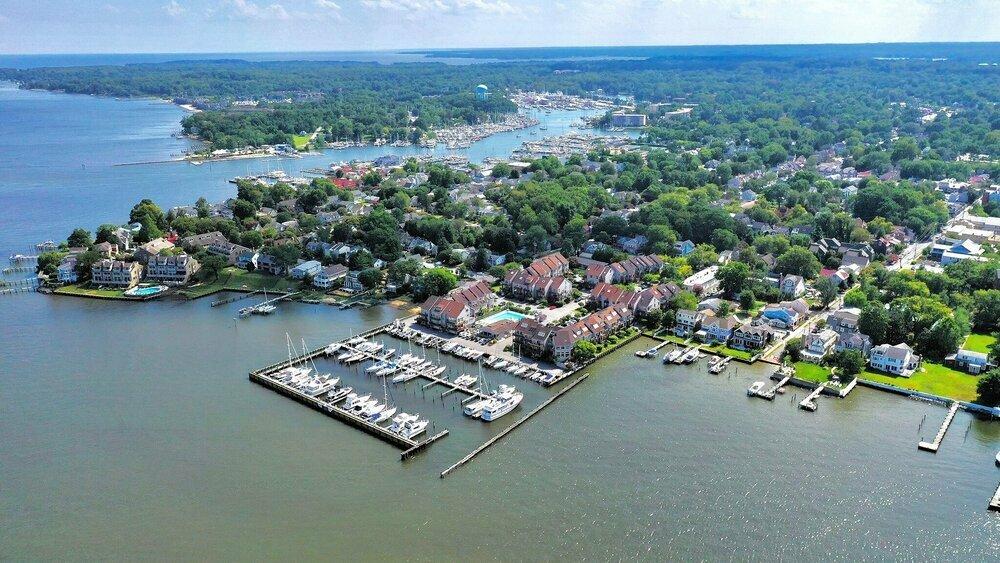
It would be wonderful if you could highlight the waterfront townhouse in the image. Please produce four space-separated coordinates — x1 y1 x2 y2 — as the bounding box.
343 271 364 292
586 255 665 286
513 317 556 359
674 309 705 337
448 280 496 314
93 241 118 258
133 238 175 264
91 259 143 288
290 260 323 279
57 257 78 284
869 343 921 377
590 282 679 316
145 254 198 286
313 264 349 289
525 252 571 277
730 324 774 350
551 305 634 365
503 270 572 303
419 296 474 334
585 262 614 286
800 329 839 363
255 254 286 276
779 274 806 298
700 315 740 344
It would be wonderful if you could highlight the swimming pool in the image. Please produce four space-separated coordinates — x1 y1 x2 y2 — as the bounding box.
479 310 528 325
124 285 168 297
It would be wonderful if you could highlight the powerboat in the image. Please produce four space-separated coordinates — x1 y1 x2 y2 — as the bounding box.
463 397 491 418
397 418 428 439
343 393 370 410
370 406 397 423
389 412 419 433
480 387 524 422
454 374 477 388
360 400 386 418
747 381 765 396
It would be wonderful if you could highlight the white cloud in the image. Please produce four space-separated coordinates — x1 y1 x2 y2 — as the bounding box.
360 0 516 15
315 0 341 9
225 0 291 20
163 0 186 17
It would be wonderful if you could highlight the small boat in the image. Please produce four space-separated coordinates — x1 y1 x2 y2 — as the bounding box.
463 398 491 418
360 401 386 418
427 365 446 377
481 387 524 422
441 342 457 352
454 374 477 388
343 393 370 410
326 386 352 403
995 451 1000 466
351 398 378 414
392 371 420 383
747 382 765 396
493 360 509 370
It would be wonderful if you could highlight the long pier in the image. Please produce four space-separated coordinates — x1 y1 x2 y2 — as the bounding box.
211 291 260 307
918 402 960 453
755 373 792 400
440 373 591 479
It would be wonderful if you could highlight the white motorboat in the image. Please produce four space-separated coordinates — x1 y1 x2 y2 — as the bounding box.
480 387 524 422
398 419 428 439
360 400 386 418
343 393 370 410
391 371 420 383
366 361 389 373
351 398 378 414
337 349 356 361
747 381 765 396
454 374 477 388
389 412 418 433
326 386 352 403
463 398 491 418
493 360 509 369
427 365 447 377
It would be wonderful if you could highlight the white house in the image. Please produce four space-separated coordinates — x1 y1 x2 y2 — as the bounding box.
800 329 838 363
869 343 921 377
674 309 705 337
946 348 992 374
56 257 78 284
779 274 806 298
290 260 323 279
313 264 349 289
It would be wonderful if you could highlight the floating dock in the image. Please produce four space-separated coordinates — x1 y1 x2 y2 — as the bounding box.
440 373 591 478
989 482 1000 512
918 402 960 453
753 372 792 401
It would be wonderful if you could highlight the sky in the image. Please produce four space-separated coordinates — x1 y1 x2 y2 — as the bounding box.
1 0 998 55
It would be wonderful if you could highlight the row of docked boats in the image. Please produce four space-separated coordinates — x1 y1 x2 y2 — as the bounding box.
662 346 702 365
462 384 524 422
440 341 485 361
481 354 557 385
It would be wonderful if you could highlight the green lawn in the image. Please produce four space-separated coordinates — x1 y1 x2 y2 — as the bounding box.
180 267 302 298
793 361 833 384
861 362 979 402
963 333 996 354
55 284 128 299
291 134 311 150
703 343 754 361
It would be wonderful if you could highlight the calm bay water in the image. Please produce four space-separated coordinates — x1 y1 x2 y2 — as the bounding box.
0 81 604 255
2 85 1000 560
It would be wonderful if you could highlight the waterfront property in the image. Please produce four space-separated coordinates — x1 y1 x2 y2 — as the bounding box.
313 264 349 289
91 259 143 288
869 343 921 377
145 254 198 286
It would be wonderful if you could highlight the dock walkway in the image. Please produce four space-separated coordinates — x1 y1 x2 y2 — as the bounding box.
755 373 792 400
918 402 960 453
440 373 590 478
799 385 824 411
989 482 1000 511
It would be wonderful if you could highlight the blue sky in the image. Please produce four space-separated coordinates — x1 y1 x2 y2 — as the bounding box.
1 0 997 54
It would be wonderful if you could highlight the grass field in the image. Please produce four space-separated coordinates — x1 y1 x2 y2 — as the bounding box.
291 134 311 150
55 284 128 299
861 362 979 402
963 333 996 354
793 361 833 383
180 267 302 298
703 343 755 361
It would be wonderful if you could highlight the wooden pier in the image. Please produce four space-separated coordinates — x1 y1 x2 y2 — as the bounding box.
210 291 260 307
799 385 824 411
440 373 591 479
989 482 1000 512
918 402 960 453
754 373 792 400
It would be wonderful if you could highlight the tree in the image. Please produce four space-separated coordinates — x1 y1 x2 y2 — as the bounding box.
73 250 101 281
200 255 227 280
36 251 65 276
685 244 718 271
917 316 966 360
360 209 402 261
775 247 821 279
67 228 92 248
523 225 548 254
976 369 1000 407
413 268 457 300
673 290 699 311
858 304 889 344
571 340 598 363
784 337 804 362
739 289 756 311
829 349 864 380
814 276 838 308
843 287 868 308
232 199 257 220
890 137 919 163
710 228 739 251
358 267 382 290
972 290 1000 332
717 261 751 298
241 230 264 248
95 224 120 245
266 244 301 270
